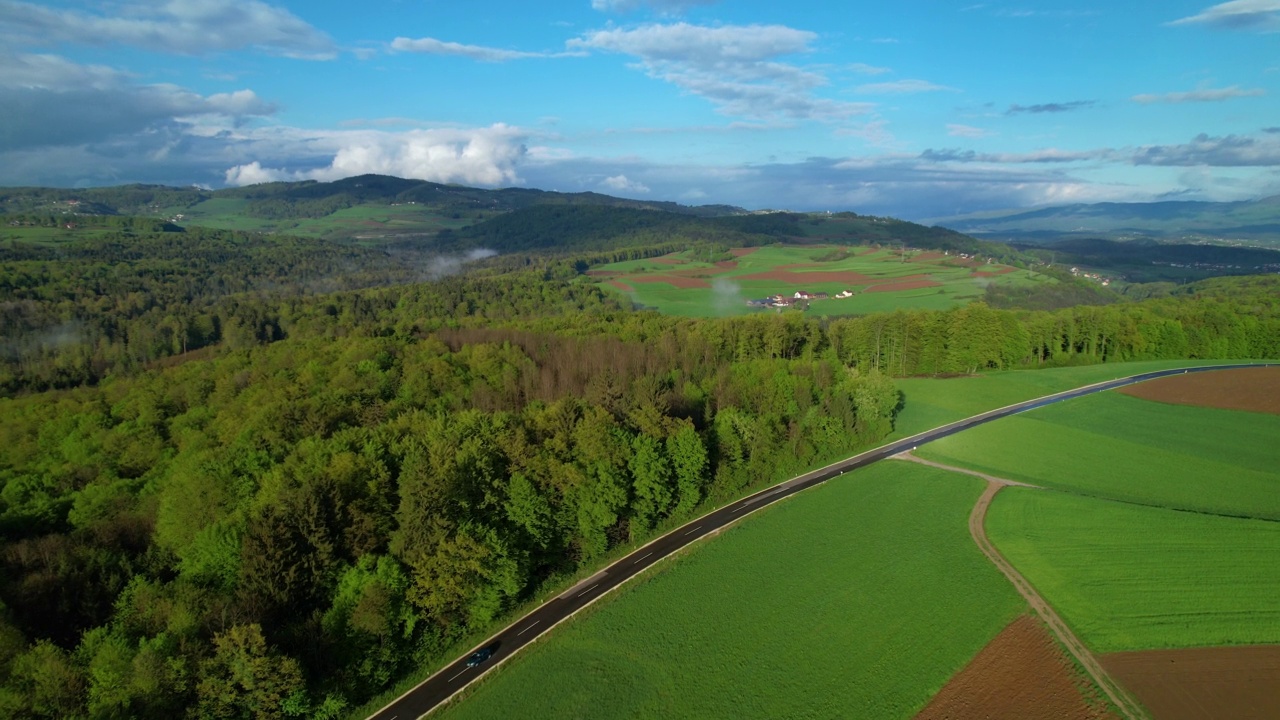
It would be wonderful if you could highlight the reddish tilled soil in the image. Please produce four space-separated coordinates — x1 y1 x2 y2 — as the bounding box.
1118 367 1280 415
1101 646 1280 720
650 257 684 265
714 260 739 269
585 270 618 277
865 279 942 293
624 274 711 289
729 247 760 257
915 615 1121 720
606 280 635 292
912 251 948 262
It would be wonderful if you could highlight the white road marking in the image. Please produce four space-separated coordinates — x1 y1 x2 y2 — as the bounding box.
447 669 468 682
576 583 599 598
518 620 540 636
633 552 653 564
730 504 746 514
683 526 703 536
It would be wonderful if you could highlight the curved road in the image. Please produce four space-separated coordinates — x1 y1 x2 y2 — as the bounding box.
368 362 1274 720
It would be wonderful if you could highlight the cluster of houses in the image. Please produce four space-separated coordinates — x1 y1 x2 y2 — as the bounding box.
746 289 855 308
1069 267 1113 286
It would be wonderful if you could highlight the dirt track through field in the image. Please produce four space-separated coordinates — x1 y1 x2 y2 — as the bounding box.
894 454 1149 719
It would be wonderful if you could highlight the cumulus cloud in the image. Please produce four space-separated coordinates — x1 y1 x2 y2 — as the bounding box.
1133 132 1280 166
1006 100 1095 115
389 36 584 62
0 52 275 152
854 79 958 94
592 0 719 12
1132 85 1266 103
947 124 994 138
0 0 336 59
1171 1 1280 32
600 174 651 193
224 124 529 187
570 23 872 120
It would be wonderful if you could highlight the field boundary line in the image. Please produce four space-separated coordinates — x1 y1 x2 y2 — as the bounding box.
968 480 1149 720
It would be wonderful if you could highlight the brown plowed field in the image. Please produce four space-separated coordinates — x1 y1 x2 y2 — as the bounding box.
585 270 618 277
624 275 711 289
1102 646 1280 720
915 615 1121 720
1118 367 1280 415
714 260 738 269
866 279 942 293
729 247 759 257
607 280 634 292
650 257 684 265
972 267 1016 277
913 251 947 262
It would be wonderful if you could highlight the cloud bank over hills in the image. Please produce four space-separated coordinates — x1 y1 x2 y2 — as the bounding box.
1 1 1277 219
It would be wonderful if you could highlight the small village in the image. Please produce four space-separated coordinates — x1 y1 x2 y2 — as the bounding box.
746 289 852 308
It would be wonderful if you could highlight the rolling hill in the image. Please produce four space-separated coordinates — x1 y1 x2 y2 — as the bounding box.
929 195 1280 247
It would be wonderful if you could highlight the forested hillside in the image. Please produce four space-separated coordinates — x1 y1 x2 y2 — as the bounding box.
1 206 1278 719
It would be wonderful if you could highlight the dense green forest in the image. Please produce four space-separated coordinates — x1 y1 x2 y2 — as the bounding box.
2 201 1279 719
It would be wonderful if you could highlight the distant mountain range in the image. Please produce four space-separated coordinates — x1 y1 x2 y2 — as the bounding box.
927 196 1280 247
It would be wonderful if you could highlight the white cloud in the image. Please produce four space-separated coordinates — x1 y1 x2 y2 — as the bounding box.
570 23 872 120
835 119 895 147
0 0 337 59
389 36 584 62
600 174 651 193
223 160 284 185
592 0 719 12
848 63 892 75
225 124 529 187
947 123 995 138
855 79 958 94
1171 1 1280 32
1132 85 1266 103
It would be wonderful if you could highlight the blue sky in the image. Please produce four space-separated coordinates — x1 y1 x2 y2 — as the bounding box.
2 0 1278 218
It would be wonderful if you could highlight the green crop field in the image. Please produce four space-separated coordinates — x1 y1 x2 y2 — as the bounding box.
436 462 1024 720
914 392 1280 519
890 359 1253 439
987 488 1280 652
592 244 1051 318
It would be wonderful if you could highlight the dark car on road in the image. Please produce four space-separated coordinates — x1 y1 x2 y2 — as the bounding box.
466 646 495 668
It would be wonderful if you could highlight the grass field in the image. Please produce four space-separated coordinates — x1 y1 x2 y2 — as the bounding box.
987 488 1280 652
592 244 1051 317
436 462 1025 720
889 359 1253 439
914 392 1280 520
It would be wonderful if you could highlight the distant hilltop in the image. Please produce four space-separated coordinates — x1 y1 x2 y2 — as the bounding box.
926 195 1280 248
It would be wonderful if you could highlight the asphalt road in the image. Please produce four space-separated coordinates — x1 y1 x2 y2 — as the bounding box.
367 362 1275 720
